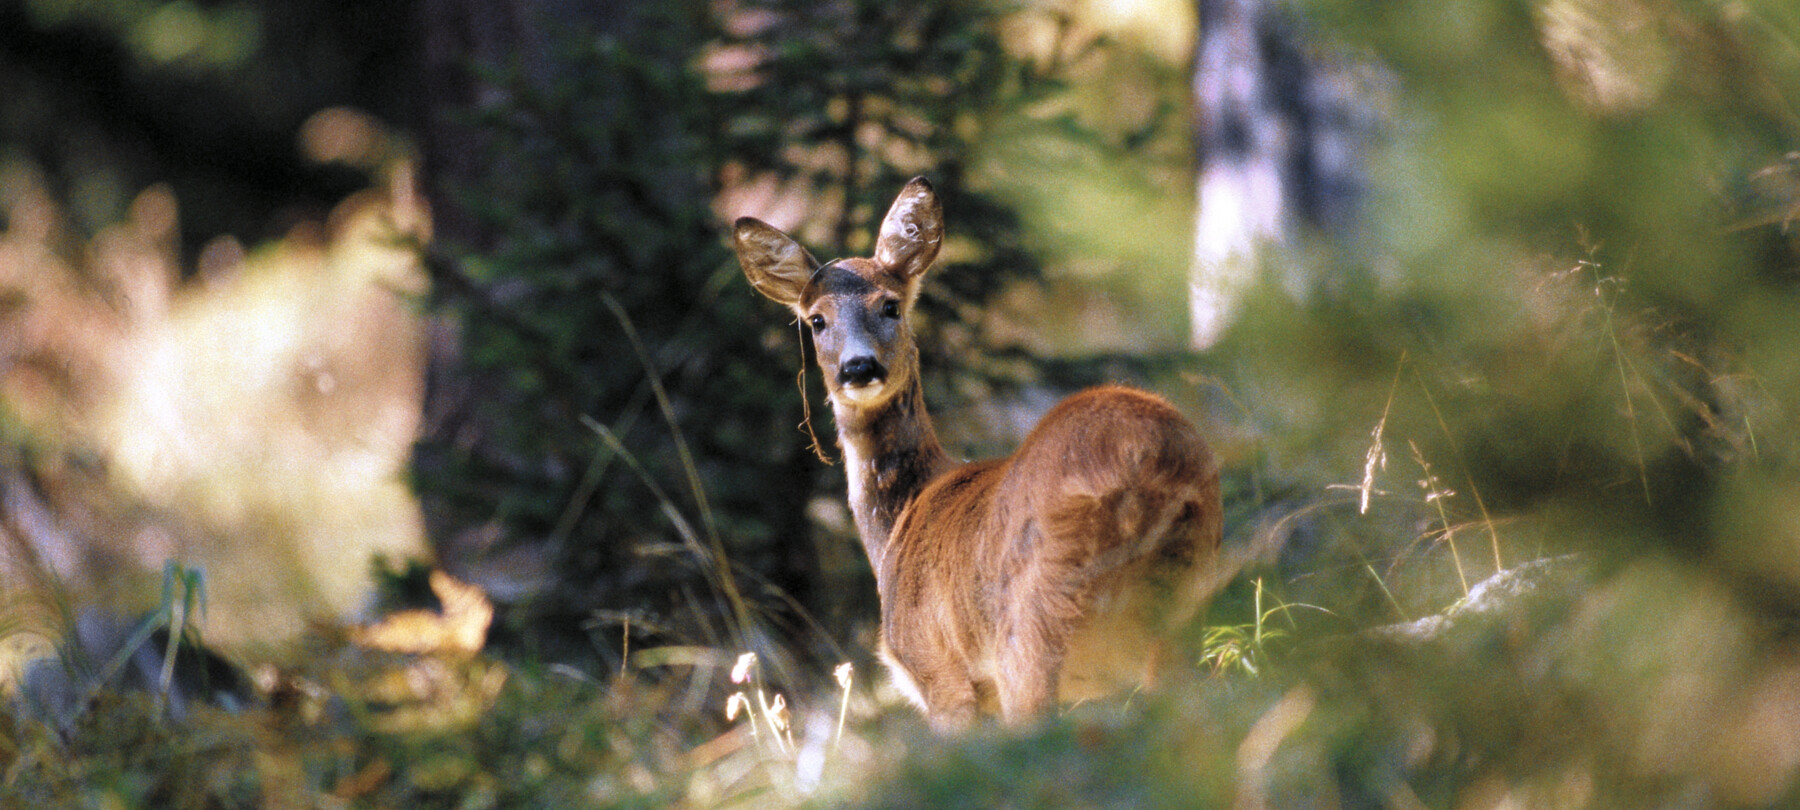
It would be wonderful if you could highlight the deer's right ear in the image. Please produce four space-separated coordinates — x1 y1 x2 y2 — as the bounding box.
734 218 819 309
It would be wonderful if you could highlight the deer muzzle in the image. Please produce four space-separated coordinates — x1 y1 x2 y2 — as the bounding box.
837 356 887 402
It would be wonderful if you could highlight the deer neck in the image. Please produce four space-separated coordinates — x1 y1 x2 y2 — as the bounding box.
832 371 952 567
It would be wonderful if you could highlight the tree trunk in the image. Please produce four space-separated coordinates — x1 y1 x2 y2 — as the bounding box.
1189 0 1378 348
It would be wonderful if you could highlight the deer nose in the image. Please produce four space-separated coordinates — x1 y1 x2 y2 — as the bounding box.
839 356 886 387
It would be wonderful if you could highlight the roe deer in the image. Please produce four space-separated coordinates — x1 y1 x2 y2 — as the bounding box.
733 177 1222 729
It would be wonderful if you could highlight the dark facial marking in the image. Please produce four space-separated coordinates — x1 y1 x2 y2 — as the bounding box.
809 262 880 300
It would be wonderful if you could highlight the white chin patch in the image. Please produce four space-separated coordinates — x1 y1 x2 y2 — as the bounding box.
836 382 886 405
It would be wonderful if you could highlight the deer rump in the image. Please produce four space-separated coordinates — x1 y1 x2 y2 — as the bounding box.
874 385 1219 719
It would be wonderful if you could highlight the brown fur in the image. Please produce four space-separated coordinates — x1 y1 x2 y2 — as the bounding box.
734 178 1221 730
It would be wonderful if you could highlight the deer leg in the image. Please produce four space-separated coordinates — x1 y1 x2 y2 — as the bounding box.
884 642 981 731
919 673 979 731
996 511 1109 723
1002 487 1178 724
996 607 1077 724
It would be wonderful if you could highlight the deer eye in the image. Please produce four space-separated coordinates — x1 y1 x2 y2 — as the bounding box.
809 314 827 331
880 299 900 320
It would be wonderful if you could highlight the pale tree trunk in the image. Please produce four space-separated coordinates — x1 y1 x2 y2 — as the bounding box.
1189 0 1379 349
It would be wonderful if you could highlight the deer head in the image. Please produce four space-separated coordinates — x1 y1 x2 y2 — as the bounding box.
733 177 943 409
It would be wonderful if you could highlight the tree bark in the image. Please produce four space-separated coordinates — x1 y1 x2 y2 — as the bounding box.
1189 0 1377 348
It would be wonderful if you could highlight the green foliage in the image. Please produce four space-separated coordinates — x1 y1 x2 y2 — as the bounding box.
1 642 701 808
1219 0 1800 581
11 1 1800 807
1197 578 1323 677
0 0 411 242
415 3 814 656
1163 0 1800 803
836 708 1235 810
306 666 691 809
416 0 1124 660
3 693 264 809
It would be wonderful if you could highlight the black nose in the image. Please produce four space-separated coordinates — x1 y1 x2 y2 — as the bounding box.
839 356 886 387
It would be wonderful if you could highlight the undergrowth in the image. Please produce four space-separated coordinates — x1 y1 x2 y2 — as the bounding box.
5 212 1792 810
6 2 1800 807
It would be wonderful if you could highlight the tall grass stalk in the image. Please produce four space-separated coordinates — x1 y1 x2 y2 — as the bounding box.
832 662 853 750
1413 370 1505 574
1581 251 1659 508
1408 441 1468 595
1198 579 1327 677
597 290 755 652
727 653 793 756
1350 545 1410 622
1359 352 1407 515
153 563 205 715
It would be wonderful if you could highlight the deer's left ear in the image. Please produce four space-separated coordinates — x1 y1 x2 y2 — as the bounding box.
874 177 943 282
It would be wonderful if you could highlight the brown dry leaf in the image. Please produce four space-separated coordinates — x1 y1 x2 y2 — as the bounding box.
330 757 392 799
352 571 493 656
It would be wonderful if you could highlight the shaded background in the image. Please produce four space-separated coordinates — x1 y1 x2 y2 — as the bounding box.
4 0 1800 807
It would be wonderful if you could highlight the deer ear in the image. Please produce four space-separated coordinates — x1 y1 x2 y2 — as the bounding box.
734 217 819 309
873 177 943 281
